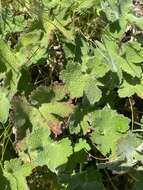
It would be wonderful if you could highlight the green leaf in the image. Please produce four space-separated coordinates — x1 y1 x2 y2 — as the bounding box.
35 137 73 172
20 128 73 172
118 76 143 99
16 30 48 66
117 133 142 162
52 84 67 101
74 138 90 152
29 84 67 105
95 38 123 83
90 107 130 156
115 133 143 169
101 37 122 73
0 4 27 35
39 102 74 118
41 12 74 43
124 42 143 63
12 96 51 141
3 159 32 190
0 89 10 124
119 42 143 78
0 39 19 70
29 86 55 106
69 107 84 134
127 13 143 30
86 56 110 78
13 95 73 140
0 39 20 92
12 97 33 141
16 30 42 49
60 63 89 98
80 114 91 135
101 1 120 22
76 0 100 10
53 19 74 42
101 36 143 78
84 79 102 105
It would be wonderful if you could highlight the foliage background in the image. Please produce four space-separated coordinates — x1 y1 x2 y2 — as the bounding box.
1 0 143 189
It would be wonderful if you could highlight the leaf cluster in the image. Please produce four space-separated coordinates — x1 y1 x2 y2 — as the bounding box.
1 0 143 189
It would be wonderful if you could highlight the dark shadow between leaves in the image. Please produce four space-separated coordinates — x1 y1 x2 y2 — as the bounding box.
123 72 140 85
109 20 121 34
26 165 61 190
0 166 11 190
98 71 120 89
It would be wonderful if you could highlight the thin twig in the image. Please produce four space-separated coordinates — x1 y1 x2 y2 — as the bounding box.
104 169 118 190
134 121 143 127
128 173 139 182
132 129 143 132
84 149 109 161
129 98 134 131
